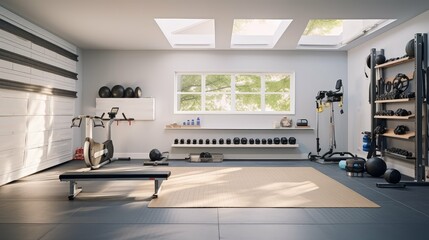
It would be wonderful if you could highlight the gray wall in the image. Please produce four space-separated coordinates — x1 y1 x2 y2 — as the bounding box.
82 50 347 159
347 10 429 176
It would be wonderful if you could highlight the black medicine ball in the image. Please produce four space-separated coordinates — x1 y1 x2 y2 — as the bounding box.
405 39 415 57
134 87 142 98
384 168 401 184
289 137 296 145
124 87 135 98
241 138 248 144
199 139 204 144
186 139 191 144
192 139 197 144
233 137 240 144
226 138 231 144
174 139 179 144
267 138 273 144
205 139 210 144
375 54 386 65
111 85 125 98
180 139 185 144
281 137 288 144
366 157 387 177
219 138 224 144
98 86 111 98
149 149 162 161
273 137 280 144
249 138 255 144
212 139 217 144
261 138 267 144
255 138 261 144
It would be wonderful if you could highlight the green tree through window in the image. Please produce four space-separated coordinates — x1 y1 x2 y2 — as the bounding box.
176 73 294 113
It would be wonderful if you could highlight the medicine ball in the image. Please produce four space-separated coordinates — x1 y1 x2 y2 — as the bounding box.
124 87 135 98
267 138 273 144
111 85 125 98
255 138 261 144
384 168 401 184
281 137 288 144
174 139 179 144
149 149 162 161
186 139 191 144
241 137 247 144
180 139 185 144
199 139 204 144
273 137 280 144
192 139 197 144
226 138 231 144
261 138 267 144
212 139 217 144
219 138 224 144
375 54 386 65
366 54 371 68
134 87 142 98
98 86 111 98
365 157 387 177
249 138 255 144
289 137 296 145
233 137 240 144
205 139 210 144
405 39 414 57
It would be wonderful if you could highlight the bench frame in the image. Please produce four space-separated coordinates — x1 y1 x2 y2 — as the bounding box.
59 171 170 200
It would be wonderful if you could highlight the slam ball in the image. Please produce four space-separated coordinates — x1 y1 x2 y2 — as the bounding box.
111 85 125 98
98 86 111 98
365 157 387 177
384 168 401 184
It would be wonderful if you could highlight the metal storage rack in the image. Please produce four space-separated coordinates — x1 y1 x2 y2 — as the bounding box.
369 33 429 187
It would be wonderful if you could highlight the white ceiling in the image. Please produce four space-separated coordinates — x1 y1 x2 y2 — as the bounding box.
1 0 429 50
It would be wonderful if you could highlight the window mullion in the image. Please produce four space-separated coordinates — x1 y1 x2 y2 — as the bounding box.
201 74 206 112
261 74 265 112
231 74 236 112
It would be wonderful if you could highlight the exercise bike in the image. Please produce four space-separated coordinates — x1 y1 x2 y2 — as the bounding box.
71 107 121 169
308 79 357 163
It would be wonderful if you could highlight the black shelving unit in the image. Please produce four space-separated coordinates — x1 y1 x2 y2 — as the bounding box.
369 33 429 187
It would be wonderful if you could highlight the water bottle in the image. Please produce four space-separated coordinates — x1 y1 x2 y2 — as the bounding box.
196 117 200 125
191 119 195 125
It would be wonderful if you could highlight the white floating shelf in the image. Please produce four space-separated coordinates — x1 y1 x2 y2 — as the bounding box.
96 98 155 120
165 127 313 130
171 144 299 148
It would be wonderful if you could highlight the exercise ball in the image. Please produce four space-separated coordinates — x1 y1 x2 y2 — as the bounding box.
384 168 401 184
135 87 142 98
98 86 111 98
233 137 240 144
124 87 135 98
289 137 297 145
375 54 386 65
149 149 162 161
405 39 414 57
366 54 371 68
111 85 125 98
241 137 248 144
365 157 387 177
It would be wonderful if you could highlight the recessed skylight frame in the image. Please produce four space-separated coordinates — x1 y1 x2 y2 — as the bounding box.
155 18 215 49
231 19 293 49
298 19 396 49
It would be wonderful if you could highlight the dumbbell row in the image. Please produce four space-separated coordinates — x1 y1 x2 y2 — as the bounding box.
174 137 297 145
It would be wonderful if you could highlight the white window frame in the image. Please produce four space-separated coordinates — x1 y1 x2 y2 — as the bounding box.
174 72 295 115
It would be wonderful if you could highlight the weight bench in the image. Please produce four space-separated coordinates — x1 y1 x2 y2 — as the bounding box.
59 171 171 200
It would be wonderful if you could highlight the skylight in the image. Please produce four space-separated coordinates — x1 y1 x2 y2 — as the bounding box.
155 19 215 48
231 19 292 49
298 19 396 48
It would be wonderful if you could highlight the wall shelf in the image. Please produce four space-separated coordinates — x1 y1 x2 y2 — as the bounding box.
374 98 414 104
375 57 414 69
380 129 415 139
171 144 299 148
165 127 314 130
374 114 415 120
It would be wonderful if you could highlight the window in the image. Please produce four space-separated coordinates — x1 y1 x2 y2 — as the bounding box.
175 73 295 114
298 19 396 49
